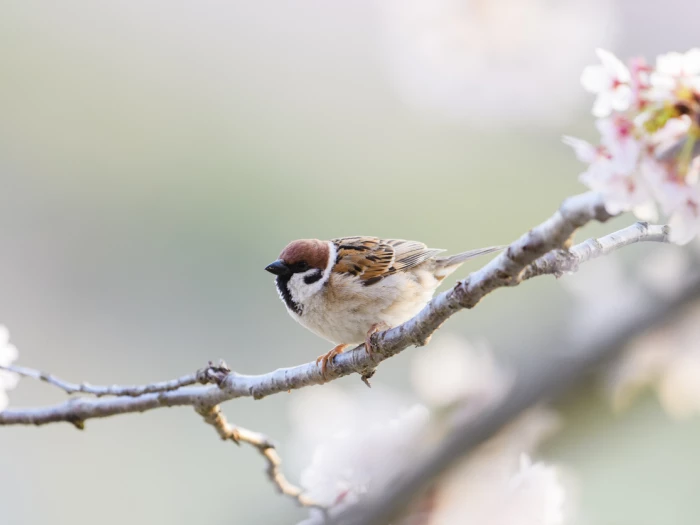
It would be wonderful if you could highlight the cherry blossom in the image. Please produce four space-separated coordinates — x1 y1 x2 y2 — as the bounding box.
568 116 657 220
649 48 700 100
643 157 700 244
628 56 652 110
567 48 700 244
561 136 604 164
581 48 632 118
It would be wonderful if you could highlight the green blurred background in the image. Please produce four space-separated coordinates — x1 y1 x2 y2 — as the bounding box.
2 1 700 524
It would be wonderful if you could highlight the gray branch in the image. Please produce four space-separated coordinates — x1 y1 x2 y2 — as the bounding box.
0 192 665 428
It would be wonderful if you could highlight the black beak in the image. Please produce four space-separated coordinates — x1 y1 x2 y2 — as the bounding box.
265 259 291 276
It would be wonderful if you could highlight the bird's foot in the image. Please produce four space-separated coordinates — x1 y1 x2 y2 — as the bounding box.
315 344 349 380
365 322 390 358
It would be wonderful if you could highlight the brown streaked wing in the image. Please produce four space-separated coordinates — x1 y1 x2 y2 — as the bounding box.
384 238 445 271
331 237 444 283
332 237 395 279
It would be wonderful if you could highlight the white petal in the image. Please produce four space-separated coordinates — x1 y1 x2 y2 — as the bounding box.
595 117 616 143
0 369 19 390
633 201 659 222
646 83 675 103
656 51 683 76
581 65 610 93
592 92 613 118
649 72 676 91
1 343 18 364
611 137 641 172
669 211 699 245
562 136 598 163
610 85 633 112
604 197 633 215
689 76 700 93
682 48 700 75
596 48 630 82
579 160 614 189
633 111 651 128
656 182 688 215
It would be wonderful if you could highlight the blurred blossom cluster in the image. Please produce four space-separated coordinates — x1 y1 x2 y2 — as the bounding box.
422 450 566 525
565 48 700 244
0 325 19 411
410 335 511 411
609 302 700 419
413 404 566 525
290 336 569 524
379 0 616 126
562 242 700 419
298 398 429 509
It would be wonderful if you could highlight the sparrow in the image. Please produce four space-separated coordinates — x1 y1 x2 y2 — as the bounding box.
265 236 502 378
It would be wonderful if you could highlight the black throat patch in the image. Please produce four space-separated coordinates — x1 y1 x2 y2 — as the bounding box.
275 274 302 316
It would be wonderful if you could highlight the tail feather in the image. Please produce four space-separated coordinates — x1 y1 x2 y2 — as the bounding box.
434 245 503 276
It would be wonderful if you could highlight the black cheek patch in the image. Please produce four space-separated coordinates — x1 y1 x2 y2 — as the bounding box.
304 270 323 285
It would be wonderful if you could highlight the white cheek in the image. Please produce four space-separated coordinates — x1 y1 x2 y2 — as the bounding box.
287 270 325 303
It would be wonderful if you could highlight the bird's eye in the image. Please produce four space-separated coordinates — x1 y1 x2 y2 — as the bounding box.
297 262 309 271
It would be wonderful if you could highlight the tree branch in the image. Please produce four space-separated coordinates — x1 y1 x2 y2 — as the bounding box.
195 404 322 510
0 192 650 428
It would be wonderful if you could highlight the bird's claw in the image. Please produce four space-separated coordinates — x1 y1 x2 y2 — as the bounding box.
315 344 349 381
365 322 390 358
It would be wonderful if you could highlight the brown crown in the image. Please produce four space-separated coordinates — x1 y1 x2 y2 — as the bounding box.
279 239 329 270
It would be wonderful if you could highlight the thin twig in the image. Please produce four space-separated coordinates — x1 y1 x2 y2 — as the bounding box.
521 222 671 280
196 404 322 510
0 364 199 397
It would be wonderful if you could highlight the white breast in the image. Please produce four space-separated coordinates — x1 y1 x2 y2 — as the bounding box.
294 269 440 344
